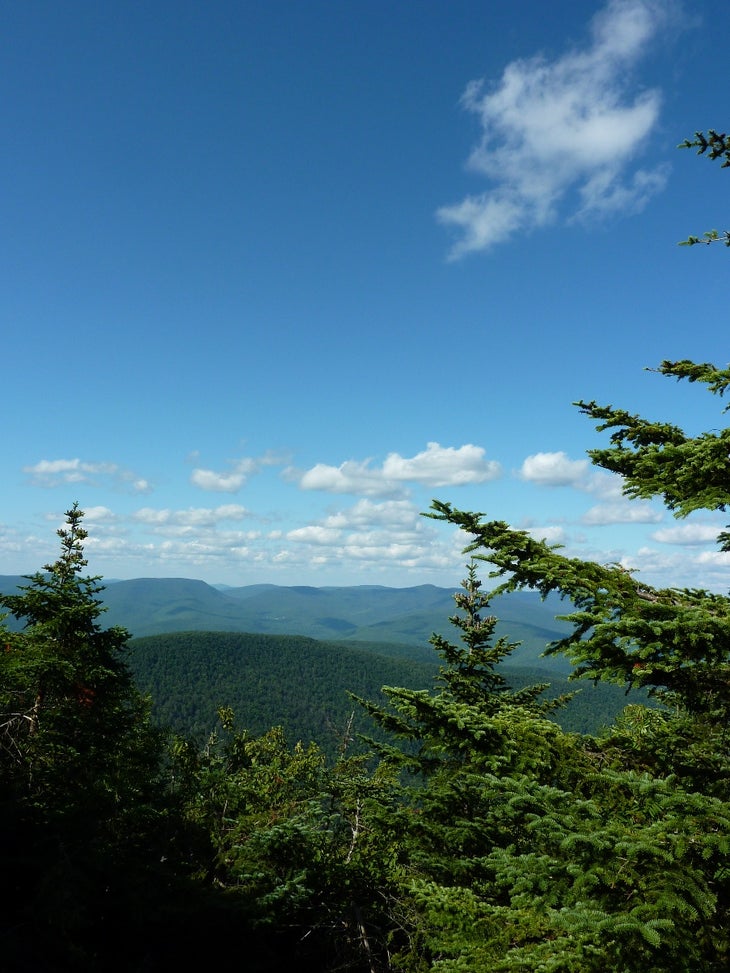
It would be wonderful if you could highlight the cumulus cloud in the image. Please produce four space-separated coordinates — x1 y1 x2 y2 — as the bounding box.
695 550 730 566
297 460 395 497
295 442 501 496
382 442 501 485
190 452 284 493
23 458 152 493
583 501 663 525
287 525 343 545
437 0 671 257
275 498 463 575
288 500 422 546
324 498 421 529
519 453 631 503
524 525 567 545
80 505 116 522
584 471 627 500
520 451 589 487
651 523 722 546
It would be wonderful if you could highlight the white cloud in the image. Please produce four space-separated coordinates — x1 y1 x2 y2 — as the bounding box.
191 469 245 491
519 454 631 504
382 442 501 485
583 501 663 525
524 525 567 544
133 504 249 528
437 0 670 257
297 459 396 497
296 442 501 496
82 506 116 522
287 525 343 545
584 471 626 500
520 451 589 486
190 452 284 493
616 545 682 576
23 458 152 493
324 498 420 529
695 550 730 567
651 523 722 546
273 498 464 575
28 459 98 477
289 499 422 544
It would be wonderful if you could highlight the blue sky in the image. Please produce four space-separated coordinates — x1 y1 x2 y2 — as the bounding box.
2 0 729 590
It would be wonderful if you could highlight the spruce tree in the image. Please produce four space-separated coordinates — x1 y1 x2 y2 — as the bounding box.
417 359 730 970
0 503 166 969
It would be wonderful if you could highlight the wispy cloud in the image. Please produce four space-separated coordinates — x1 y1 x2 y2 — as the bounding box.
294 442 501 497
437 0 671 257
133 504 250 529
24 458 151 493
519 450 663 525
190 452 283 492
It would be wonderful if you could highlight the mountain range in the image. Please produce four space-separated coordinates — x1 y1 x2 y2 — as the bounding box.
0 575 573 671
1 574 641 743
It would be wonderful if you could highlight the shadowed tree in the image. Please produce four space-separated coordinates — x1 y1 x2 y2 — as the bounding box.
0 503 167 969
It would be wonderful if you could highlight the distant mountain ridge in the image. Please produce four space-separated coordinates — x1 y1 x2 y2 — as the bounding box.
2 574 637 743
0 575 573 672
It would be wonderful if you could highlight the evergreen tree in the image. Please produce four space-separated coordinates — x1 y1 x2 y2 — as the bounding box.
679 129 730 246
0 503 167 969
361 126 730 957
414 358 730 970
355 549 730 970
172 709 402 971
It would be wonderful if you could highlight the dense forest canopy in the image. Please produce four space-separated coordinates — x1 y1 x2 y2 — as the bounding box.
1 134 729 971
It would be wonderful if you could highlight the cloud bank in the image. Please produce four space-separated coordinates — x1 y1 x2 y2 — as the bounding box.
437 0 670 257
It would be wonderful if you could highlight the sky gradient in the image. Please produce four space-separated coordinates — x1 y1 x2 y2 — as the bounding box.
2 0 729 590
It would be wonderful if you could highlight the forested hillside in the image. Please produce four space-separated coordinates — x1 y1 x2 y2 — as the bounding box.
127 630 635 751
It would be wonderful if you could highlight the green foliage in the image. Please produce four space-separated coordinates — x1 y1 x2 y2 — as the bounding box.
126 627 630 752
413 356 730 969
171 712 403 970
0 504 169 970
577 362 730 519
127 628 441 752
678 129 730 246
359 552 730 970
0 504 160 809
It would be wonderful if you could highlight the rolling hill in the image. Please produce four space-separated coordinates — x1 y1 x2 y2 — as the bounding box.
0 575 573 670
0 574 640 748
126 629 636 753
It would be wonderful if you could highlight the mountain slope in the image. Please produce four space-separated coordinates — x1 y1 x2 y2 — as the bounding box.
128 630 637 754
0 575 573 669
